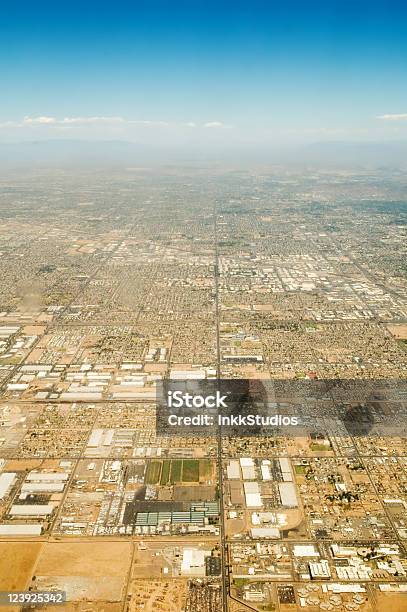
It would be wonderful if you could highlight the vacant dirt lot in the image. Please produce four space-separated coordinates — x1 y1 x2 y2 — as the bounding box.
35 541 132 577
0 542 42 591
33 541 132 603
387 324 407 339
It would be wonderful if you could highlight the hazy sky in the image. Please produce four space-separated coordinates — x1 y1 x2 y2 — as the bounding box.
1 0 407 149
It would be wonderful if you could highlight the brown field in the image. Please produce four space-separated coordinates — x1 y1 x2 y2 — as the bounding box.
173 484 216 502
226 517 246 537
34 576 125 602
34 541 132 577
387 324 407 339
37 605 121 612
22 325 46 335
376 593 407 611
0 542 42 590
131 546 166 578
32 541 132 603
25 348 44 362
4 459 42 471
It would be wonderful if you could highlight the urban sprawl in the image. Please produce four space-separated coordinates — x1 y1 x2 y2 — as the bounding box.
0 166 406 611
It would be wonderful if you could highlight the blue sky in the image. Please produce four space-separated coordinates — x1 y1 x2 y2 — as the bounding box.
1 0 407 147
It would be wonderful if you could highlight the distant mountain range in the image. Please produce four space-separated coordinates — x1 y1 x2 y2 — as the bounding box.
0 138 406 169
302 140 407 167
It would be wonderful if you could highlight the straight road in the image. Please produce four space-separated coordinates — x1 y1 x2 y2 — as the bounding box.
213 200 229 612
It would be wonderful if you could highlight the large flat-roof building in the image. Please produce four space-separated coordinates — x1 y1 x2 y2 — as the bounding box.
10 504 54 517
278 482 298 508
0 472 16 499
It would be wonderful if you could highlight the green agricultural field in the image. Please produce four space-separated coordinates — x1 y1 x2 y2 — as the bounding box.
182 459 199 482
145 460 162 484
170 460 182 483
160 460 171 485
310 443 331 452
294 465 306 475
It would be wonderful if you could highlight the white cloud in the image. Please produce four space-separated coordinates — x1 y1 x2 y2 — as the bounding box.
61 116 126 125
128 119 170 126
204 121 226 128
0 121 20 128
3 116 170 128
0 115 234 132
376 113 407 121
23 116 57 124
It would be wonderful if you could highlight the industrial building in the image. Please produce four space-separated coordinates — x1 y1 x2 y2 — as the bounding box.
9 504 54 517
244 482 263 508
250 527 280 539
0 524 42 536
181 548 207 577
226 460 240 480
0 472 16 499
278 482 298 507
